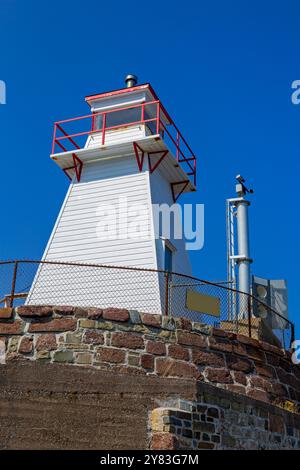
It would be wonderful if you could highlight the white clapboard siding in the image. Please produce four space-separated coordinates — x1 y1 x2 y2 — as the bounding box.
27 154 164 313
85 125 145 149
150 167 192 275
27 264 163 312
149 168 193 318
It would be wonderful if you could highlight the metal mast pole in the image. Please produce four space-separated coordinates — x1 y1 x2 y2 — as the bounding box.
235 178 253 317
236 197 251 295
226 176 253 320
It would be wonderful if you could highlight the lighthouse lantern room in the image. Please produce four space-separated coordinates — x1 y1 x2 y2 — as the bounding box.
26 76 197 314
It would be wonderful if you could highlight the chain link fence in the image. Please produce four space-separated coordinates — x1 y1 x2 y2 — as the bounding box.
0 260 294 350
168 273 293 350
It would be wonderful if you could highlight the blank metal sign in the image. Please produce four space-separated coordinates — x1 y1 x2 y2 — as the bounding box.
185 290 220 317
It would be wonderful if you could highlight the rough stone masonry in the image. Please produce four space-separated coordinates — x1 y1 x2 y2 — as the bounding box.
0 305 299 449
150 394 300 450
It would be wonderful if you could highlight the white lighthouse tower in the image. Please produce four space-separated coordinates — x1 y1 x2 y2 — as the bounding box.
27 76 197 314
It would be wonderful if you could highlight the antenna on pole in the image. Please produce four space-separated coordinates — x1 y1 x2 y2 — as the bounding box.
226 175 253 322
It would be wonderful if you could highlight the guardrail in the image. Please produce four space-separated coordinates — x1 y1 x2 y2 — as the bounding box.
0 260 294 350
51 100 197 187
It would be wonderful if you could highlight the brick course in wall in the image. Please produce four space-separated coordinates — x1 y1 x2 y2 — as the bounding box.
0 305 299 413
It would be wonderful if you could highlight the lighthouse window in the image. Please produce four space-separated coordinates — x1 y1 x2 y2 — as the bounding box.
93 107 141 131
93 103 162 134
94 114 103 130
106 107 140 129
164 245 173 273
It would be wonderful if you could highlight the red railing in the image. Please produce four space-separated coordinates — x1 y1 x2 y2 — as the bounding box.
51 100 197 187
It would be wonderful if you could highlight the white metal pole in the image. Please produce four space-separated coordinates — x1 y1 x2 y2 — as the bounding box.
227 177 253 323
236 197 251 317
237 200 250 293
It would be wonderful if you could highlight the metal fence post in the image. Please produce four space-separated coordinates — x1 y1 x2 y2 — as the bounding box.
164 272 169 316
290 323 295 350
9 261 18 308
247 295 252 338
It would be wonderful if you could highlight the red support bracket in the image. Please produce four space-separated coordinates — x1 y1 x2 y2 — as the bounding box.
73 153 83 181
133 142 193 202
63 168 72 181
133 142 168 174
147 150 168 174
171 180 190 202
133 142 146 171
62 153 83 182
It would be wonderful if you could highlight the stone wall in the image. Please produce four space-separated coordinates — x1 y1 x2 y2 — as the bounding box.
150 391 300 450
0 305 299 412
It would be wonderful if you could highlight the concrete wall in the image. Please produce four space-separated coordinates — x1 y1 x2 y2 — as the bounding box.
0 361 194 450
0 362 299 450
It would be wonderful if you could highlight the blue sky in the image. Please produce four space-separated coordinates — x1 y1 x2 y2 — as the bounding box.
0 0 299 336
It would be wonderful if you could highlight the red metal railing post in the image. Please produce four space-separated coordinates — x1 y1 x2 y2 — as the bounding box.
102 113 106 145
9 261 18 308
156 102 160 135
141 103 145 123
51 124 57 154
176 132 180 161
